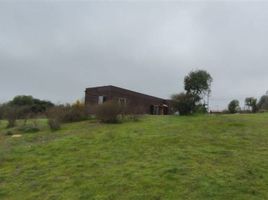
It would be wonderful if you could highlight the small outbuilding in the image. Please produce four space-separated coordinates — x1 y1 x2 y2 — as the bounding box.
85 85 172 115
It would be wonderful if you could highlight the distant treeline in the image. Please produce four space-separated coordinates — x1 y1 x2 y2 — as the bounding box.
0 95 54 119
0 95 88 130
227 95 268 114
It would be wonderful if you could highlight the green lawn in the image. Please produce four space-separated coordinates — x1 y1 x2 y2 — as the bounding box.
1 114 268 200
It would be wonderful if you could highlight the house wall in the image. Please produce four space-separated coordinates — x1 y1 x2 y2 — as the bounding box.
85 85 171 114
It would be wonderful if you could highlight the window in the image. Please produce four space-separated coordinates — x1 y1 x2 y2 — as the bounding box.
98 96 107 104
118 98 127 105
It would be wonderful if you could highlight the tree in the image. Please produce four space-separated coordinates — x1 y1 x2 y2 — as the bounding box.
184 70 213 97
10 95 34 106
171 93 196 115
32 99 54 113
8 95 54 114
184 70 213 110
257 95 268 111
245 97 257 113
171 69 213 115
228 100 240 114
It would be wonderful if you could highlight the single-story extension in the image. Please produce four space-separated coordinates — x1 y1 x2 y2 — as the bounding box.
85 85 172 115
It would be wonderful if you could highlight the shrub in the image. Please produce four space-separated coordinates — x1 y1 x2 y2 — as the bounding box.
124 105 143 122
171 93 196 115
95 101 124 123
46 107 64 131
48 118 61 131
46 103 87 130
193 104 207 114
128 114 141 122
62 104 87 123
3 106 20 128
7 119 16 128
46 104 87 122
5 130 13 136
0 104 34 128
19 125 40 133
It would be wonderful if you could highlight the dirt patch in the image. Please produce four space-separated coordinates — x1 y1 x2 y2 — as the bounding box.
11 134 22 138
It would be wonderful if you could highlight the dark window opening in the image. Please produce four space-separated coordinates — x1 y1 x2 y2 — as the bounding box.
98 96 107 104
118 98 127 105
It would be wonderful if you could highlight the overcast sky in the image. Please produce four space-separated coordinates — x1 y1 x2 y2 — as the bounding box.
1 1 268 110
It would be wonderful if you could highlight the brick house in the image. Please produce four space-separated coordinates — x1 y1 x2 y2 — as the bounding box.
85 85 172 115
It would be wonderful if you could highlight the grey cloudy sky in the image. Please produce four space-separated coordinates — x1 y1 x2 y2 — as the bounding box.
1 1 268 110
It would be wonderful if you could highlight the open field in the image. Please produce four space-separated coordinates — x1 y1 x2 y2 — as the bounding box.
1 114 268 200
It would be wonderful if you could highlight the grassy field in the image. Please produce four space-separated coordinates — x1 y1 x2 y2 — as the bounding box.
1 114 268 200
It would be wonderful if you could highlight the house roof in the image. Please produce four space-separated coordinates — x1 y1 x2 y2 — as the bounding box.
85 85 168 101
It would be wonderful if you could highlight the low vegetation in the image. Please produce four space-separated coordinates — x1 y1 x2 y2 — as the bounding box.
95 101 142 123
0 95 54 128
46 101 87 130
1 114 268 199
95 101 124 123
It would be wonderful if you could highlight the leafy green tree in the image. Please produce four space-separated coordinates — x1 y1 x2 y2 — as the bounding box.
8 95 54 114
257 95 268 111
245 97 257 113
10 95 34 106
32 99 54 113
183 70 213 111
184 70 213 98
228 100 240 114
171 70 213 115
171 93 196 115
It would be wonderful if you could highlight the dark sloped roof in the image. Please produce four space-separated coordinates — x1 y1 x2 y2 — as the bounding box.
86 85 167 101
